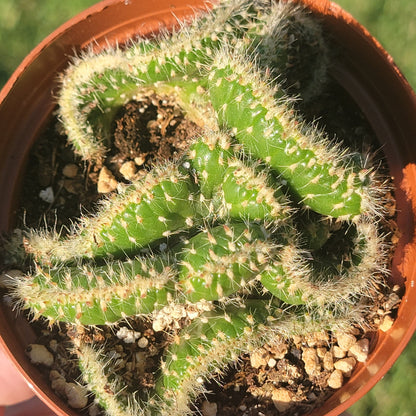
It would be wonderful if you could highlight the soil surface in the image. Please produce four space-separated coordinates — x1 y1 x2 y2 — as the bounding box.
16 93 201 232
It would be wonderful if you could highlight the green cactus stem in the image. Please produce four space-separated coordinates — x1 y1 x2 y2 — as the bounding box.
24 164 201 264
187 131 291 224
155 300 274 416
75 340 140 416
11 255 175 326
187 130 235 199
58 0 275 162
13 223 273 325
252 0 330 102
1 2 394 416
217 158 291 223
208 49 376 219
259 220 384 307
177 223 273 302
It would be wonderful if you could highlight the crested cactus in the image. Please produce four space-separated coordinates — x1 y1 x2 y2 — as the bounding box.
2 1 392 415
58 0 272 162
207 49 377 219
57 0 330 164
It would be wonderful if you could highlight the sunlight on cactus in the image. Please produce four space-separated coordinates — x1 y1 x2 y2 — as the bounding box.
2 1 392 415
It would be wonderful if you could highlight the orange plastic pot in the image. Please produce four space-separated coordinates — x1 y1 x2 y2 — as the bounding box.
0 1 415 415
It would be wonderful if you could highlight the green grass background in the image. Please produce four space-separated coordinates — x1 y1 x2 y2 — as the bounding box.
0 0 415 414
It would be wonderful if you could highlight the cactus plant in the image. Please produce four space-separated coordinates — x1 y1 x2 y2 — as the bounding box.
1 1 393 415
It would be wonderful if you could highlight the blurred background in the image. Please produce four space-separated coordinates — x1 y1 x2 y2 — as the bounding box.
0 0 415 415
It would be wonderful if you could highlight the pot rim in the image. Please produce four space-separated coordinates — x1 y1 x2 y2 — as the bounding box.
1 1 416 415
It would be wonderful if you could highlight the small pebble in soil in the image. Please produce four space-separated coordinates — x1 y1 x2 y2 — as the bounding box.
26 344 54 367
65 382 89 409
137 336 149 349
50 370 68 397
38 186 54 203
302 347 321 376
267 358 277 368
334 357 357 376
97 166 118 193
332 345 347 359
62 163 79 178
349 338 369 362
335 332 357 352
272 387 294 412
379 315 394 332
323 350 335 371
116 326 141 343
134 155 146 166
250 347 269 369
119 160 138 180
201 400 218 416
327 369 344 389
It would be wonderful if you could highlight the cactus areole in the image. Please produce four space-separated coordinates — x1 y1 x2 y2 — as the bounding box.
1 1 415 416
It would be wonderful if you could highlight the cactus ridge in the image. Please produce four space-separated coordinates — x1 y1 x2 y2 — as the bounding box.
208 50 375 219
12 255 175 326
75 340 140 416
260 220 384 307
155 300 274 416
217 157 292 223
25 163 202 263
177 223 274 302
187 131 292 224
59 0 276 162
187 129 235 199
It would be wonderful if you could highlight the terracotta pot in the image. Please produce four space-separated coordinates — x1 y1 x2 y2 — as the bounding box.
1 0 415 415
